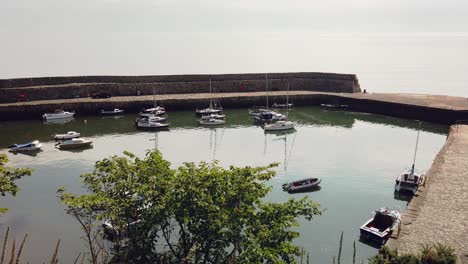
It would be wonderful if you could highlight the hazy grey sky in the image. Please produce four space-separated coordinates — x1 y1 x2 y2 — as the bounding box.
1 0 467 96
2 0 468 33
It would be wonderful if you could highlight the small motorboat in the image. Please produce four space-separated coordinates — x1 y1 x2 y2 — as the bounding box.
137 121 170 130
42 109 75 120
264 121 295 131
198 116 226 126
360 207 401 245
54 131 80 140
56 138 93 149
100 109 125 115
9 140 43 152
282 178 321 193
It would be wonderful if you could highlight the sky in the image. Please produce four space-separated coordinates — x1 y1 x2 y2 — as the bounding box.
0 0 467 95
2 0 468 33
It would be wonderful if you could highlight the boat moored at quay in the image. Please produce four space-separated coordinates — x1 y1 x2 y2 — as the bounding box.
42 109 75 120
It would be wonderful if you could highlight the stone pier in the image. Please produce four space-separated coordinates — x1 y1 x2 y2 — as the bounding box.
387 124 468 263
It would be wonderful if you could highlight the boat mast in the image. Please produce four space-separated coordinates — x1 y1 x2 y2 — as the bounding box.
266 73 269 109
411 129 421 176
286 80 290 106
153 87 157 108
209 79 213 109
284 135 287 171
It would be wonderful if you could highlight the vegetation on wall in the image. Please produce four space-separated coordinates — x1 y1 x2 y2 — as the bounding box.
369 244 457 264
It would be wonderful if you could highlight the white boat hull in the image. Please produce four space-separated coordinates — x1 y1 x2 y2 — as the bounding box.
198 119 226 126
264 121 295 131
101 109 124 115
137 122 170 129
54 132 80 140
9 141 43 152
43 111 75 120
394 170 425 195
57 139 93 149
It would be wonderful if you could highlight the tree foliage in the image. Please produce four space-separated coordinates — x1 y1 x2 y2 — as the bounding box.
59 150 322 263
0 154 32 214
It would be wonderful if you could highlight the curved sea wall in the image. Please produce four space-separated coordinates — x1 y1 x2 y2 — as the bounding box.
0 72 360 103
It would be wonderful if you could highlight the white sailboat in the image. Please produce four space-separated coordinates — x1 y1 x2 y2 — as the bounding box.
198 115 226 126
196 79 223 115
252 74 287 123
137 120 170 130
395 129 426 194
249 73 270 116
140 87 166 117
272 80 294 109
264 120 295 131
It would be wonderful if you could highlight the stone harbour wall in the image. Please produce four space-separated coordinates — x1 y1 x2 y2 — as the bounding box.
0 72 360 103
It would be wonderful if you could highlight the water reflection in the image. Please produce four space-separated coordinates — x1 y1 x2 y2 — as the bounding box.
101 115 125 120
43 117 75 125
9 149 43 157
393 191 413 202
0 107 446 148
286 185 322 194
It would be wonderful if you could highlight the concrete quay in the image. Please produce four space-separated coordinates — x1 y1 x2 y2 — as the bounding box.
387 124 468 263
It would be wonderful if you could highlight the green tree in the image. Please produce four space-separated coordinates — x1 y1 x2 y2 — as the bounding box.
59 150 322 264
0 153 32 215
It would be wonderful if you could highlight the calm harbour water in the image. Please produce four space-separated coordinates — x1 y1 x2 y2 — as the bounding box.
0 107 448 263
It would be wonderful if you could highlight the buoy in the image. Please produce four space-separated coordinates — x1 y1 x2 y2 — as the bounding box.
84 119 87 124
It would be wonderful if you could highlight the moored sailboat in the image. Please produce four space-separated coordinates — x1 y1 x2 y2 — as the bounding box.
272 80 294 109
198 115 226 126
264 120 295 131
395 129 426 195
195 79 223 116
